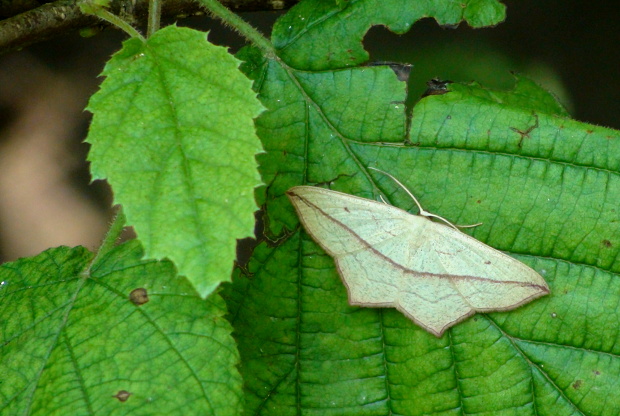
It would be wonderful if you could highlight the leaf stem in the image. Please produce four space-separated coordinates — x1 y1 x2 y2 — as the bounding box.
96 207 127 261
197 0 274 56
81 207 127 277
79 1 145 41
147 0 162 38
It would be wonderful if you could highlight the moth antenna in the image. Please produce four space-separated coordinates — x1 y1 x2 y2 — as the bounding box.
369 167 425 213
369 166 462 231
421 212 460 231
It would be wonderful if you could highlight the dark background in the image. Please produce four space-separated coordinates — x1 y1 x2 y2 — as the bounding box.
0 0 617 261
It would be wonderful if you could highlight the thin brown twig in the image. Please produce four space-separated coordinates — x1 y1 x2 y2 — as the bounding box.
0 0 295 55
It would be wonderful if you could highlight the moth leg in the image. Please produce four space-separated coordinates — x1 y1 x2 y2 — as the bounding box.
455 222 483 229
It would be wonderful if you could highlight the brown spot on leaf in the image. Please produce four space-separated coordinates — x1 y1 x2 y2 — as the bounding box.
366 62 413 82
130 288 149 306
510 114 539 148
422 78 451 97
113 390 132 402
484 261 491 265
344 207 350 213
593 370 601 376
602 239 612 248
572 380 583 389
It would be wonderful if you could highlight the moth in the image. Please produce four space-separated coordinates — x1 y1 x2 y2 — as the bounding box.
286 170 549 337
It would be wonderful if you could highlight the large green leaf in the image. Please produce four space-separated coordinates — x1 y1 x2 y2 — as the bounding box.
86 26 264 298
239 46 406 236
225 42 620 416
0 241 241 415
272 0 506 70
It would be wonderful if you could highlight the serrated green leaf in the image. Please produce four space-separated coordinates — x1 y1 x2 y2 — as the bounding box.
272 0 506 70
0 241 242 416
226 44 620 414
446 75 569 117
86 25 264 298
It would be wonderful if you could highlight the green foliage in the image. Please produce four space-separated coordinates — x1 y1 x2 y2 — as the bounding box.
228 71 620 413
86 26 264 298
0 242 241 415
272 0 506 69
239 45 406 235
2 0 620 415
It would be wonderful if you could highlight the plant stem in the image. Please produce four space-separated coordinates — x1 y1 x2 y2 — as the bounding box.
197 0 274 56
80 1 145 41
147 0 162 38
81 206 127 277
96 208 127 261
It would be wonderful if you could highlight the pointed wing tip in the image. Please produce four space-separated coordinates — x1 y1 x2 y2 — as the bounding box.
424 322 452 338
404 313 458 338
427 318 472 338
286 189 307 209
431 328 446 338
285 188 299 201
533 279 551 296
287 186 325 206
285 186 307 198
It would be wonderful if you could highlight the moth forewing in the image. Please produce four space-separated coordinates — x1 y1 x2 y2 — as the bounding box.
286 185 550 337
